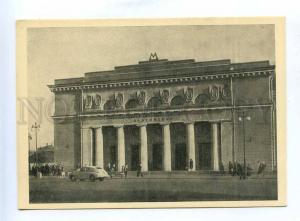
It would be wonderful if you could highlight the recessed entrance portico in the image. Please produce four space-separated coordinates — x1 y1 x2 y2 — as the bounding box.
81 119 222 172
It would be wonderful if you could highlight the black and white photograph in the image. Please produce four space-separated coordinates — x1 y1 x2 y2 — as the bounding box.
16 18 286 209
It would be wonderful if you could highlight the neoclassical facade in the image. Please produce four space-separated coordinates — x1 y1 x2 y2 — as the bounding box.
49 55 276 172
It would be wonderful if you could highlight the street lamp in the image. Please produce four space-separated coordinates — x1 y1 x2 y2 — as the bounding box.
238 111 251 179
32 122 40 165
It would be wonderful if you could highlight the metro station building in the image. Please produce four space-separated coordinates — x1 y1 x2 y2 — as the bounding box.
49 55 276 173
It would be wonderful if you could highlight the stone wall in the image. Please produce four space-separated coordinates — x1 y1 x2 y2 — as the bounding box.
54 119 81 171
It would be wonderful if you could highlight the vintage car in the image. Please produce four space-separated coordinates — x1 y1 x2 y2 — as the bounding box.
69 166 110 181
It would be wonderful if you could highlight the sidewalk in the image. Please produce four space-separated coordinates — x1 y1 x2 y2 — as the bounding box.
110 171 277 180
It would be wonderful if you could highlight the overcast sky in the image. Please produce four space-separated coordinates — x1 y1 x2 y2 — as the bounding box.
26 24 275 149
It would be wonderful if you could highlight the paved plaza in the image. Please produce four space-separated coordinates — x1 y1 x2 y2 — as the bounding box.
29 174 277 203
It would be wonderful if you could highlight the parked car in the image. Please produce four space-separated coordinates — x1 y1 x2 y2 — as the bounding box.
69 166 110 182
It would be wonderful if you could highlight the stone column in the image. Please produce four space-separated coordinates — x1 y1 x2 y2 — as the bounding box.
81 128 92 166
162 123 172 171
116 125 125 172
139 124 148 172
212 122 220 171
186 122 196 171
95 127 104 168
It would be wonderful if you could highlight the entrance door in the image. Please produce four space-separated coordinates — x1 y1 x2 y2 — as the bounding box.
131 145 139 170
198 143 211 170
175 143 186 170
110 145 117 165
152 144 162 170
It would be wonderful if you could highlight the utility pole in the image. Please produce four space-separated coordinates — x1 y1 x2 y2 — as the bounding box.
238 111 251 179
32 122 40 165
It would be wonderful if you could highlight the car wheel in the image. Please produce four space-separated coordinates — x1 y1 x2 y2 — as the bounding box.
70 175 76 182
99 178 104 181
89 175 96 182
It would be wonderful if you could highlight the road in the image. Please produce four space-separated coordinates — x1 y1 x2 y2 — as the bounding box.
29 175 277 203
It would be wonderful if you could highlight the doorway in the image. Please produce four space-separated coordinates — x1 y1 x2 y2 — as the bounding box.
152 144 162 170
131 144 140 170
175 143 186 170
109 145 117 166
198 142 212 170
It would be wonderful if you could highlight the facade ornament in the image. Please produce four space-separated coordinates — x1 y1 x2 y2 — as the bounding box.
208 85 220 101
221 84 231 99
208 84 230 101
84 94 93 109
184 87 193 103
115 93 124 108
137 91 146 105
160 89 170 104
94 94 101 107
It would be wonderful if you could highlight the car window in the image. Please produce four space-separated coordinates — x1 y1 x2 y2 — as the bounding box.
80 167 85 172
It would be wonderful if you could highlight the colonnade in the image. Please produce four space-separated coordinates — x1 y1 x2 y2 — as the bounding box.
81 122 220 172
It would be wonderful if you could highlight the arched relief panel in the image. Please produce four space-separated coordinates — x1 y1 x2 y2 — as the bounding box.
194 94 210 107
170 95 186 107
147 96 163 108
81 78 232 111
125 99 139 109
103 99 116 111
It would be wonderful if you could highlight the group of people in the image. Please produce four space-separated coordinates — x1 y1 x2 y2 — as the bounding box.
30 163 65 177
105 162 144 178
228 160 266 179
106 162 130 178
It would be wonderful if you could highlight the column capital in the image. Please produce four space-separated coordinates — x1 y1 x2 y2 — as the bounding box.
136 123 147 127
94 126 103 129
184 121 195 125
160 122 171 126
114 124 124 128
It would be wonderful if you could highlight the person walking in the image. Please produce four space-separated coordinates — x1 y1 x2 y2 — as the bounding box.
237 162 243 180
137 163 143 177
112 164 116 177
228 161 233 175
106 163 112 179
233 160 238 176
124 163 128 178
189 158 194 171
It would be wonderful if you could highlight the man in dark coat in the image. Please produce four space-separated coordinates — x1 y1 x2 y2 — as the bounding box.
233 160 238 176
137 163 143 177
189 159 194 170
124 163 128 178
237 162 244 180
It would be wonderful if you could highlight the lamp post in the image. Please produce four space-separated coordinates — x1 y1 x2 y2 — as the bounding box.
32 122 40 165
238 111 251 179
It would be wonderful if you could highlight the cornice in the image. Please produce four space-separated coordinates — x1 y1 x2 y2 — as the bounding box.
49 70 274 93
52 104 273 119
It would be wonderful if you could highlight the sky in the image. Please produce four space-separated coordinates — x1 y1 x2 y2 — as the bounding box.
25 24 275 150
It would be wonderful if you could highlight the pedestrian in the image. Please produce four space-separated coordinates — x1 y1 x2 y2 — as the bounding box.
121 165 125 178
228 161 233 175
189 158 194 171
233 160 238 176
112 164 116 176
137 163 143 177
257 161 266 177
106 163 112 178
237 162 244 180
246 163 253 177
124 163 128 178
